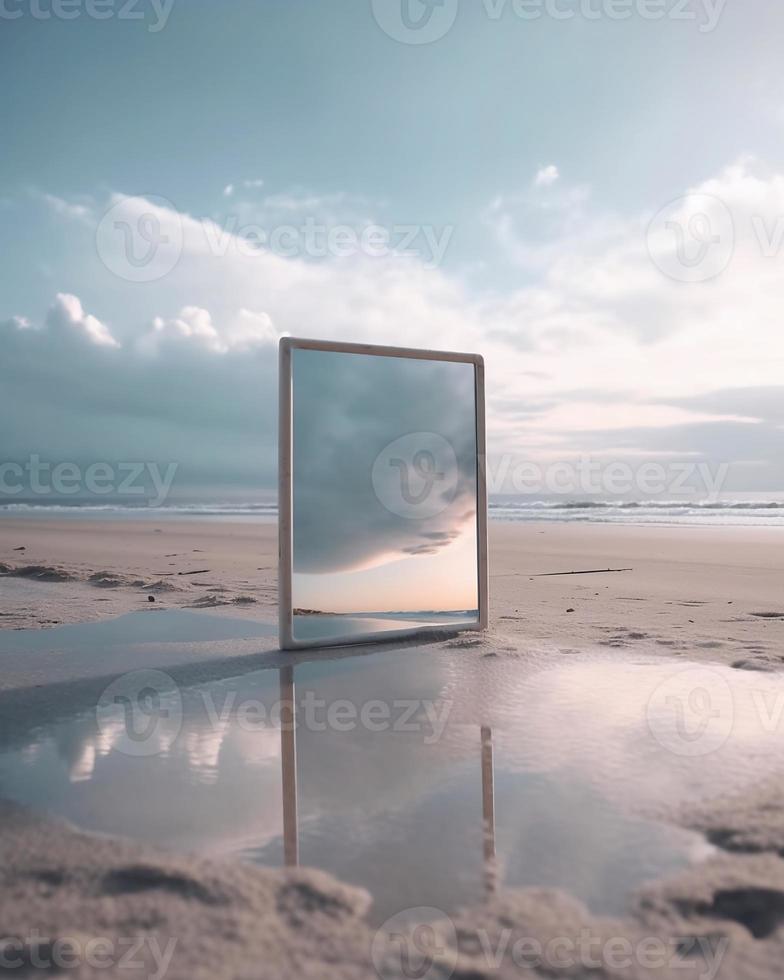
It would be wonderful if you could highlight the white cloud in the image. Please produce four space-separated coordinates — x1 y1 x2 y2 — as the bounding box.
534 164 560 187
14 161 784 493
0 294 280 490
49 292 120 348
222 178 264 199
41 193 93 225
147 305 280 353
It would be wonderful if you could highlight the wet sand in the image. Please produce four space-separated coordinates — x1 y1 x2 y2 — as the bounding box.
0 517 783 978
1 518 781 671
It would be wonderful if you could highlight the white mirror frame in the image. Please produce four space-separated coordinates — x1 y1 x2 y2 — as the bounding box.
278 337 488 650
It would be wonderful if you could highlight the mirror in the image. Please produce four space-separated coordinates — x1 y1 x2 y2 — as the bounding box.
279 339 487 648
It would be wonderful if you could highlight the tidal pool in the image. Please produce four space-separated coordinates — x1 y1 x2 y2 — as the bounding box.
2 612 783 926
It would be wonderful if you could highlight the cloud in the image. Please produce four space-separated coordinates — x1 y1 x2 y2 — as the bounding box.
222 178 264 199
48 293 120 349
664 386 784 425
15 161 784 496
148 306 278 354
534 165 560 187
482 160 784 426
41 194 93 225
0 294 280 493
563 419 784 492
292 349 477 574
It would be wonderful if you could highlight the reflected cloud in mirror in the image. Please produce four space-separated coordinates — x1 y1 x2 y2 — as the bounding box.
290 347 481 644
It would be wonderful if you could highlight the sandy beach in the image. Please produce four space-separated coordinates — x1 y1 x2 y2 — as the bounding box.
1 517 783 979
1 517 781 670
6 0 784 972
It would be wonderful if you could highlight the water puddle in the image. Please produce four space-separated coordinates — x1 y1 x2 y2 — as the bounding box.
2 615 784 925
0 608 277 654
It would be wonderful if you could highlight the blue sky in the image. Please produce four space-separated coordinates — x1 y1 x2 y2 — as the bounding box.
2 0 784 501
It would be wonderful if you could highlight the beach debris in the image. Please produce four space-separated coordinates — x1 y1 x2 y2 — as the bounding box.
12 546 25 551
187 594 231 608
177 569 211 576
88 571 127 588
731 658 777 672
148 595 156 603
566 608 575 613
143 579 181 594
533 568 633 577
8 565 75 582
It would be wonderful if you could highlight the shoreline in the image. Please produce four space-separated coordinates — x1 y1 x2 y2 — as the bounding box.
1 518 781 672
1 518 783 978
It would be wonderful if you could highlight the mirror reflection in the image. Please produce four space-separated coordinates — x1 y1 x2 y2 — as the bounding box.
291 347 480 644
0 645 729 927
278 665 497 894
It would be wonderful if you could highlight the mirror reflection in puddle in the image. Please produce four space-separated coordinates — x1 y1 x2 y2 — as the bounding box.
3 645 783 926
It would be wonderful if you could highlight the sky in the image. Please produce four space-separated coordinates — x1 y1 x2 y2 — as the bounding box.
291 348 479 614
1 0 784 505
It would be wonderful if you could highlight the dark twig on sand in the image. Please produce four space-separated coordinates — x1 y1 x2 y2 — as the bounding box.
532 568 633 577
177 569 212 576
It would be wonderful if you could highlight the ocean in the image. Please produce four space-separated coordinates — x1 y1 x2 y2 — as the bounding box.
1 497 783 528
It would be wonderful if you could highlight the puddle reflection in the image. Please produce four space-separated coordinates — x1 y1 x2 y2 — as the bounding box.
5 645 782 925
